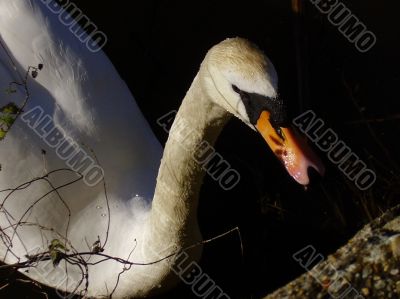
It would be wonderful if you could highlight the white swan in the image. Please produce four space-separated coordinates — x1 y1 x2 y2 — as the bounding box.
0 1 324 297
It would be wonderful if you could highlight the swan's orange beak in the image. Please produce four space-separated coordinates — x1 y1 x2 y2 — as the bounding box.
256 111 325 185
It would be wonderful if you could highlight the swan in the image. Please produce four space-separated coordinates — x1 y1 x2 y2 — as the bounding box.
0 0 324 297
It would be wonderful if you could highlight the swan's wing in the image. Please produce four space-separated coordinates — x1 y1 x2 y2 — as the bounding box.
0 0 162 196
0 0 162 295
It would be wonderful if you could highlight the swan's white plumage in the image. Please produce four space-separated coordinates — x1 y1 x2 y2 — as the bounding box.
0 0 163 296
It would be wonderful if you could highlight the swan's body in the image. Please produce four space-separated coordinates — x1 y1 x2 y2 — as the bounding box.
0 1 323 298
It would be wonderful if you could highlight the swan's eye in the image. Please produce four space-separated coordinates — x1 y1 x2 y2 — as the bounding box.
232 85 241 94
232 85 251 102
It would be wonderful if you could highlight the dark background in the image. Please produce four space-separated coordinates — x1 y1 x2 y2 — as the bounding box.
2 0 400 298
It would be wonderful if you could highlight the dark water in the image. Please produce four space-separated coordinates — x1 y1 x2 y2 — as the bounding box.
2 0 400 298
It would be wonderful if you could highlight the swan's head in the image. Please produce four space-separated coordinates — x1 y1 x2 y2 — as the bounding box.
203 38 324 185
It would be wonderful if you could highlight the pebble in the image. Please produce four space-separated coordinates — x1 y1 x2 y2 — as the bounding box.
361 288 370 296
374 279 386 290
389 235 400 258
362 265 372 278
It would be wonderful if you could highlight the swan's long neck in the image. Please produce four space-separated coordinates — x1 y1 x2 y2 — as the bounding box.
145 73 230 256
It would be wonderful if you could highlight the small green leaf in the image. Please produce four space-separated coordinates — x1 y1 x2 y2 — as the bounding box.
1 103 19 114
0 129 6 140
48 239 69 266
0 115 16 127
49 239 64 250
48 239 69 252
50 250 63 266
